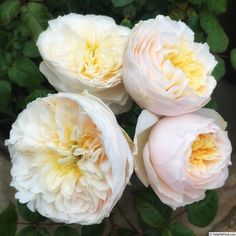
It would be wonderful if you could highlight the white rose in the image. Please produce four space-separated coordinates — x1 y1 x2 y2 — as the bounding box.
134 109 232 208
6 92 133 224
123 15 217 116
37 14 131 114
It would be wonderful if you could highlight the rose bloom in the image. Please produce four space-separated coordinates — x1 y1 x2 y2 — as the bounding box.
123 15 217 116
6 92 133 224
134 108 232 208
37 14 131 114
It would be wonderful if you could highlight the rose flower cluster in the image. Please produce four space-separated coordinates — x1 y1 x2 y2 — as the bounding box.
6 14 232 224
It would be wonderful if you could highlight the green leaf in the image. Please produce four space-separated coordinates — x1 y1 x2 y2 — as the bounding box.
113 228 136 236
24 89 54 106
169 8 185 21
23 41 40 58
194 32 205 43
199 11 220 34
120 18 132 28
207 0 227 15
17 201 46 223
187 15 199 32
162 228 173 236
36 227 51 236
135 196 164 228
230 48 236 70
53 226 79 236
0 80 11 113
122 4 136 18
169 223 195 236
134 187 172 221
17 226 50 236
186 190 218 227
200 11 229 52
82 222 105 236
204 98 218 110
188 0 202 5
212 56 225 81
111 0 133 7
207 28 229 53
16 226 36 236
0 0 21 25
8 57 44 88
21 2 52 41
0 203 17 236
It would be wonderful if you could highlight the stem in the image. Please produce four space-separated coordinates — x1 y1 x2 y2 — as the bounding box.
116 203 140 233
171 209 187 222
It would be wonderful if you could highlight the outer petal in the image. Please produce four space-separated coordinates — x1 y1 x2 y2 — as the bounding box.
194 108 227 130
133 110 159 186
143 143 205 209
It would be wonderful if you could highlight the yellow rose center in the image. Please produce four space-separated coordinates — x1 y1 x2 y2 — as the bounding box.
165 42 206 95
56 126 105 178
189 133 218 167
46 98 107 180
71 35 125 84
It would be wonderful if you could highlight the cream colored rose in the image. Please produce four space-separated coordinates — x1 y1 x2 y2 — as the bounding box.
134 109 231 208
6 92 133 224
123 15 217 116
37 14 131 114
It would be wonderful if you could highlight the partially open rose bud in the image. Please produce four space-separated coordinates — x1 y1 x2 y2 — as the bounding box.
134 109 232 208
123 15 217 116
37 14 131 114
6 92 133 224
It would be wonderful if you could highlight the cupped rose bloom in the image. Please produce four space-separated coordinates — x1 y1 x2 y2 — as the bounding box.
37 14 131 114
123 15 217 116
134 108 231 208
6 92 133 224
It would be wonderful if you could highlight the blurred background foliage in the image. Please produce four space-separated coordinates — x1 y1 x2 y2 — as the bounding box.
0 0 236 138
0 0 235 235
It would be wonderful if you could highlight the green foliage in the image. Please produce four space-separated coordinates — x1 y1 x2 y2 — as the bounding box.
112 228 136 235
17 201 46 223
112 0 133 7
135 197 165 228
134 187 172 230
23 41 40 58
135 187 173 221
23 89 53 107
186 190 218 227
206 0 227 15
82 222 105 236
213 56 226 81
0 203 17 236
168 223 195 236
21 2 52 41
199 11 228 53
206 29 229 53
120 17 132 27
0 0 20 25
0 80 12 114
8 57 44 88
230 48 236 70
16 226 51 236
205 98 218 110
53 226 80 236
35 227 51 236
